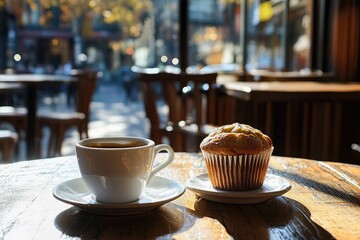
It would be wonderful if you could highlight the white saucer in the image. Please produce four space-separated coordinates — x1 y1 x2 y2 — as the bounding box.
53 176 186 215
186 173 291 204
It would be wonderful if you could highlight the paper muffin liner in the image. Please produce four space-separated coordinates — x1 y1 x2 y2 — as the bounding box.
202 148 273 191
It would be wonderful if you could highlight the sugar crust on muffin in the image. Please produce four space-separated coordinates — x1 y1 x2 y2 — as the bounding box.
200 123 273 155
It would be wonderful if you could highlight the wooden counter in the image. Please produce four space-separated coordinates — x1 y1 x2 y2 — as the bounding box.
221 81 360 163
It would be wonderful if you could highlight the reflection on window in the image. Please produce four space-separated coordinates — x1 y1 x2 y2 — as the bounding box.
4 0 312 74
188 0 242 72
246 0 312 71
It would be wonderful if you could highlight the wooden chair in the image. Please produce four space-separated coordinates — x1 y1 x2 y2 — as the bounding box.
0 106 28 159
0 84 28 159
37 70 98 157
0 130 18 161
135 68 220 152
0 106 27 139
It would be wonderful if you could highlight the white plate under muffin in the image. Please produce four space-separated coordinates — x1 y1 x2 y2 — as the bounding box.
186 173 291 204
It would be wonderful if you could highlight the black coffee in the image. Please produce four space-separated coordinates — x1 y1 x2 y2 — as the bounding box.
84 140 147 148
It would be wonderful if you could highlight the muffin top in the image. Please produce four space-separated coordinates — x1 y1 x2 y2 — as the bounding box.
200 123 273 155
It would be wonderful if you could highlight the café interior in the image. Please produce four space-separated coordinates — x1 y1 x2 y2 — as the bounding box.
0 0 359 164
0 1 360 239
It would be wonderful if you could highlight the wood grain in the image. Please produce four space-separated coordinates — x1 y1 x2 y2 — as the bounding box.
0 153 359 239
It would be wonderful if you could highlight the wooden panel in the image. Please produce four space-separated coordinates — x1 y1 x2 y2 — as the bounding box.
332 1 360 82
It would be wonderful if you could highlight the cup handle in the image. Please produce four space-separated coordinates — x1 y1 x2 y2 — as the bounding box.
148 144 174 183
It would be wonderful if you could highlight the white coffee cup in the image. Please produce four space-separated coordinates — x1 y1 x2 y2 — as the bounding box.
75 137 174 203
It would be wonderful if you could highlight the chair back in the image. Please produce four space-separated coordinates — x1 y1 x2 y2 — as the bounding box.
136 68 218 148
71 69 98 117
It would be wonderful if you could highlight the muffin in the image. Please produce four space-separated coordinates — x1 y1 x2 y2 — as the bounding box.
200 123 273 191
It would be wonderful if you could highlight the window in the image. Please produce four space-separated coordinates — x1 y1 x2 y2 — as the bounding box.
143 0 312 72
245 0 312 71
1 0 317 75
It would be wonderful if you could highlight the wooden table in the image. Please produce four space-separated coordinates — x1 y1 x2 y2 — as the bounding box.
0 74 76 159
221 81 360 163
222 81 360 101
1 153 359 239
244 70 335 82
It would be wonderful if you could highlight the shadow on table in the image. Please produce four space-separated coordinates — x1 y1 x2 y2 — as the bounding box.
193 196 335 239
271 169 360 207
54 202 197 239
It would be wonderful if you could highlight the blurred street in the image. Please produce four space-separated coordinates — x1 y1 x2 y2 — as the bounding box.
13 80 150 161
60 81 149 156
